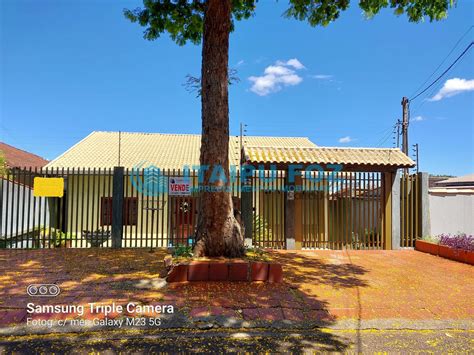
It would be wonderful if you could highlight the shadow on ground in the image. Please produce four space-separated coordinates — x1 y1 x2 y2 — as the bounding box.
0 248 375 351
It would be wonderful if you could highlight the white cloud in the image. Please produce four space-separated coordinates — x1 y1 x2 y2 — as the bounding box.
236 59 245 66
249 59 304 96
276 58 305 70
429 78 474 101
312 74 333 80
338 136 353 143
412 115 424 122
264 65 294 76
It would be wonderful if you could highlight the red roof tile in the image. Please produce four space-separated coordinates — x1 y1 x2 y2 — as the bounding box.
0 142 48 169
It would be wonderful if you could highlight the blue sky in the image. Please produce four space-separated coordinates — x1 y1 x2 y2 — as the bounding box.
1 0 473 176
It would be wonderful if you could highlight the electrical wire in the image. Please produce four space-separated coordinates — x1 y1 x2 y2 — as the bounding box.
409 41 473 102
409 25 473 98
375 123 398 147
410 49 468 115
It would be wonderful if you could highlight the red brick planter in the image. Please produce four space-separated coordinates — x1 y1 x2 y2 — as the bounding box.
464 250 474 265
415 240 473 266
250 262 269 281
268 264 283 283
415 240 439 256
228 261 249 281
188 262 209 281
166 264 188 283
438 245 455 261
209 262 229 281
166 260 283 283
439 245 468 263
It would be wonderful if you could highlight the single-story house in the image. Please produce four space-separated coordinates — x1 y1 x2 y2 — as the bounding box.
12 131 415 249
0 143 50 247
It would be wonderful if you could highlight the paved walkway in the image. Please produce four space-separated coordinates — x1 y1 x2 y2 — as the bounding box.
0 249 472 332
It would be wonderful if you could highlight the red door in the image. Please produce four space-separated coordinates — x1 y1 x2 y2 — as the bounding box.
173 197 195 244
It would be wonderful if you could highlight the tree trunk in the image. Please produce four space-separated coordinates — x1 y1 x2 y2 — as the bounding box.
193 0 244 258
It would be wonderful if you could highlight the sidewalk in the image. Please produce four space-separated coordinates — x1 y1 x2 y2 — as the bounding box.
0 249 472 334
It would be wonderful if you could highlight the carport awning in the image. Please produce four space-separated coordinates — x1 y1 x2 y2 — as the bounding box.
243 146 415 170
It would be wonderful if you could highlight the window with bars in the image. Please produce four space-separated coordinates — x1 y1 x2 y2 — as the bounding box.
100 197 138 226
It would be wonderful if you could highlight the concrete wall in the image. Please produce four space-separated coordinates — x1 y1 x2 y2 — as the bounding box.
429 192 474 236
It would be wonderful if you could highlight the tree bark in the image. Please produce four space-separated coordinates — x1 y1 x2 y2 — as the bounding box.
193 0 244 258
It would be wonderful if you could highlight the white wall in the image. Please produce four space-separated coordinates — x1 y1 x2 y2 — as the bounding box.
429 192 474 236
1 179 50 239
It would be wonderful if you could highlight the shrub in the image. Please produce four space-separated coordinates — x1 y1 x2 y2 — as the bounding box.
173 244 193 258
422 235 440 243
439 233 474 251
245 246 269 261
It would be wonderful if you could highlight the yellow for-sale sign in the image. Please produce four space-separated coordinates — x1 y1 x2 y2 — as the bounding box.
33 177 64 197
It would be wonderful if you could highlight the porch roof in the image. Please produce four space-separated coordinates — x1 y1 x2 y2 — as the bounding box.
243 146 415 171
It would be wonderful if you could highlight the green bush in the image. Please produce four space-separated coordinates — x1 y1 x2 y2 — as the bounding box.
173 244 193 258
253 212 272 242
245 246 269 261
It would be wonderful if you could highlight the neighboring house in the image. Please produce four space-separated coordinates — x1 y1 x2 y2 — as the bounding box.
0 143 50 247
0 142 49 186
428 175 454 188
0 142 49 169
429 174 474 236
38 131 413 249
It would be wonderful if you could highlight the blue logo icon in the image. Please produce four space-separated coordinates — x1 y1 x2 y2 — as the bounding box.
130 162 167 196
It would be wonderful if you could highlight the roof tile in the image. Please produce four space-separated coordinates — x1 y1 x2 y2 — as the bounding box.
244 146 415 168
45 131 317 169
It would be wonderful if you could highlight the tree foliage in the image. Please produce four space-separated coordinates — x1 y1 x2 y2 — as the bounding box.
124 0 455 45
184 68 240 97
0 150 8 177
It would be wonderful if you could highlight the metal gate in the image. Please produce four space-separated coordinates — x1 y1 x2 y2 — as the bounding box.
251 170 286 249
400 173 420 247
301 172 384 249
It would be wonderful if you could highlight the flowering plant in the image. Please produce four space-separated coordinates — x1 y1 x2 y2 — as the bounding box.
439 233 474 251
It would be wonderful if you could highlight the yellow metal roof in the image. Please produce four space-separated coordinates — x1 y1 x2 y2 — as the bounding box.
244 146 415 168
45 131 317 170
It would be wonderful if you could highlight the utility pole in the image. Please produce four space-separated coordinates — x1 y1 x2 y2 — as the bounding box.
401 97 410 175
401 97 409 154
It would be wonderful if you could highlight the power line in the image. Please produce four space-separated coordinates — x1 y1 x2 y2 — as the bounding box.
376 122 398 147
410 25 473 98
410 44 470 115
409 41 474 102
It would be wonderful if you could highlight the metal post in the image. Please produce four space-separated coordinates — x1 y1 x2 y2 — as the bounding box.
396 119 400 148
417 172 430 238
241 165 253 247
391 170 401 249
401 97 410 175
111 166 124 248
285 174 296 250
382 172 393 250
413 143 419 174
